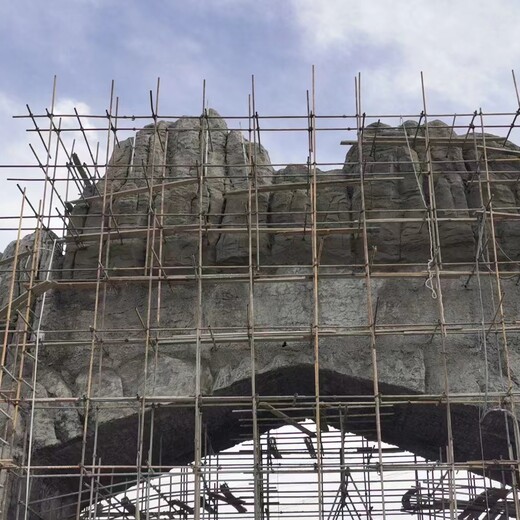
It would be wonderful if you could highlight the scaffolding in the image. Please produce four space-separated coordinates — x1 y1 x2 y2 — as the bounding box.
0 70 520 519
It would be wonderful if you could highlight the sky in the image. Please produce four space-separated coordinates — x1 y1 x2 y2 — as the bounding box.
1 0 520 248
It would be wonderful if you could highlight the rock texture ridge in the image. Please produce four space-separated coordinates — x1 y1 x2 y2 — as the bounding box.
3 112 520 518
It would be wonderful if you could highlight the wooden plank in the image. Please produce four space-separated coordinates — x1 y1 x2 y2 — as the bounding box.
0 280 56 321
68 177 198 205
258 402 316 438
226 176 404 196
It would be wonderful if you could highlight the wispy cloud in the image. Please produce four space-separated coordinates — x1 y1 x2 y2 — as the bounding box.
289 0 520 112
0 92 103 249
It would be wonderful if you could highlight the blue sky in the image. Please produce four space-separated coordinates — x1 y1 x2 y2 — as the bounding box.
1 0 520 247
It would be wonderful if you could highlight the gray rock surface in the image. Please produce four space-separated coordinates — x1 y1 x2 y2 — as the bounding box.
3 113 520 518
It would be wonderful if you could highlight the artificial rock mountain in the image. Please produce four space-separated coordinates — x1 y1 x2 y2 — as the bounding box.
2 111 520 518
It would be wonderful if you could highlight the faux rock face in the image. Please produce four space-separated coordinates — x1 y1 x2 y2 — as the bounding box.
59 116 520 273
3 113 520 518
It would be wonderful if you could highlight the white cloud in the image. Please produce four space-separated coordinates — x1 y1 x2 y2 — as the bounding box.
0 94 103 250
289 0 520 111
0 91 38 249
51 98 102 160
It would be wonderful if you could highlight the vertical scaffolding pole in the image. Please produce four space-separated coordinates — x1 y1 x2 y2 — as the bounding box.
420 72 457 520
74 80 115 520
136 78 163 520
308 65 324 520
249 76 263 520
478 109 520 520
193 79 207 520
354 73 386 520
0 192 25 518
